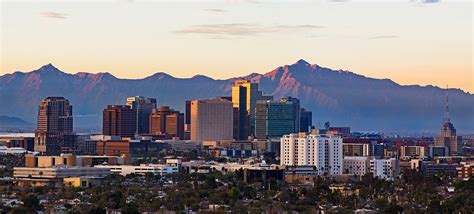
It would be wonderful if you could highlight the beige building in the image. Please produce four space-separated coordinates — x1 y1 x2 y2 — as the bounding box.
190 98 233 142
343 156 370 177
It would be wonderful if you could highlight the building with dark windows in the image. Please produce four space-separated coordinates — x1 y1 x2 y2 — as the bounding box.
299 108 313 133
255 99 297 139
102 105 136 138
232 82 248 140
280 96 300 133
232 80 272 137
34 97 76 155
126 96 157 135
149 106 184 139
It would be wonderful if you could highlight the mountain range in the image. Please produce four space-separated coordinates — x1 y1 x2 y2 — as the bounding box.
1 59 473 134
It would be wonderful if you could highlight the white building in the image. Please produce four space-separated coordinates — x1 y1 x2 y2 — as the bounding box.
280 134 343 176
343 156 370 177
95 159 181 176
0 146 28 154
369 158 400 181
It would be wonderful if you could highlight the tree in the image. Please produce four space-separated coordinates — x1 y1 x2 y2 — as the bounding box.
20 194 41 211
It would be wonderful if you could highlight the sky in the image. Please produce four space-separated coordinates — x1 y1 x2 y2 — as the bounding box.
1 0 472 93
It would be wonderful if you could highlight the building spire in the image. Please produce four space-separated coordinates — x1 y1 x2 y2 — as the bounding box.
444 85 450 124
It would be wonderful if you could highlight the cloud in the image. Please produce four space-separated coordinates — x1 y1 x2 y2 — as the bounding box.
174 24 266 36
40 12 67 19
273 25 324 30
174 23 323 37
368 35 398 40
205 9 227 13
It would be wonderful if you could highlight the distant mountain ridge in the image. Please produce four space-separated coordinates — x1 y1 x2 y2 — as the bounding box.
0 116 32 128
1 59 473 134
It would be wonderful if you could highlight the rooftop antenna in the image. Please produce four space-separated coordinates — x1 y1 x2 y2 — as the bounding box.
444 85 450 124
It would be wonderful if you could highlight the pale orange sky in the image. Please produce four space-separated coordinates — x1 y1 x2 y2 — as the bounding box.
1 0 472 92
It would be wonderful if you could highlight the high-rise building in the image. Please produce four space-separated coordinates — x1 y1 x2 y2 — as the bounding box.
434 89 462 155
232 83 248 140
280 97 300 133
300 108 313 133
149 106 185 139
34 97 76 155
190 98 233 142
125 96 157 135
255 99 297 139
102 105 136 138
233 80 272 137
280 133 343 176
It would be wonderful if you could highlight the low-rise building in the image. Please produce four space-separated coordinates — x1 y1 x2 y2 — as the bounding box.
369 158 400 181
95 159 181 176
343 156 369 177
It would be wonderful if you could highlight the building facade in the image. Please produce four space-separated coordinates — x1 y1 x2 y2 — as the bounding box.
34 97 76 155
255 99 297 139
343 156 370 177
369 158 400 181
102 105 136 138
149 106 185 139
280 134 343 176
299 108 313 133
190 98 233 142
125 96 157 135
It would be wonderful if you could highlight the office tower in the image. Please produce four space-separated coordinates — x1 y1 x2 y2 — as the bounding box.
233 80 272 137
149 106 185 139
34 97 76 155
185 100 191 130
102 105 136 138
300 108 313 133
125 96 157 135
232 84 248 140
190 98 233 142
280 134 343 176
434 89 462 155
255 99 296 139
280 97 300 133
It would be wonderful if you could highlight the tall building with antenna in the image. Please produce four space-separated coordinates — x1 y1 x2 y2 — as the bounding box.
434 87 463 155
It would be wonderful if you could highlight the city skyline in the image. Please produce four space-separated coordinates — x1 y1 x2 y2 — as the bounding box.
1 0 472 92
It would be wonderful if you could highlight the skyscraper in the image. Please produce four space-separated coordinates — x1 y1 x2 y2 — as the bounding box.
34 97 76 155
434 88 462 155
103 105 136 138
125 96 157 135
255 99 297 139
149 106 185 139
233 80 272 137
190 98 233 142
280 96 301 133
232 83 248 140
300 108 313 132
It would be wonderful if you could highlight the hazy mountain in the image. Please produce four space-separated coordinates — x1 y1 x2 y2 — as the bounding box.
1 60 473 134
0 116 32 128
